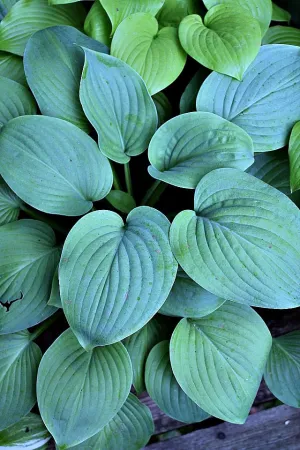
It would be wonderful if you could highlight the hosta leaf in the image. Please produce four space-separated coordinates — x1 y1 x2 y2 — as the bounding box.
0 0 86 56
0 76 36 128
0 220 59 334
80 49 157 164
48 267 62 309
169 168 300 309
179 68 210 114
0 0 18 20
146 341 210 423
37 328 132 449
262 25 300 46
170 302 272 423
71 394 153 450
196 45 300 152
59 207 177 349
0 179 23 226
0 116 113 216
106 190 136 214
160 268 225 318
111 13 187 95
0 52 26 85
84 1 111 47
24 26 108 132
272 2 291 22
289 121 300 193
0 330 42 430
156 0 201 27
153 92 172 127
100 0 164 34
0 413 51 449
264 331 300 408
179 8 261 80
148 111 254 189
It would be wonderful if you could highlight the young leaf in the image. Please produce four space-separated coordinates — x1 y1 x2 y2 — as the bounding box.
272 2 291 22
59 207 177 349
262 25 300 46
80 49 157 164
0 330 42 431
84 1 111 47
0 220 60 334
197 45 300 152
0 0 86 56
170 168 300 309
179 8 261 80
264 331 300 408
160 268 225 318
0 413 51 449
289 121 300 193
146 341 210 423
106 190 136 214
152 92 172 127
156 0 202 27
37 328 132 449
0 116 113 216
179 68 210 114
148 111 254 189
0 52 26 85
170 302 272 423
111 13 187 95
0 179 23 226
24 26 108 132
47 267 62 309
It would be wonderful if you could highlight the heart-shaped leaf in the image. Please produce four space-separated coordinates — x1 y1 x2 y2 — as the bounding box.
0 220 60 334
156 0 202 27
59 207 177 349
264 331 300 408
179 68 210 114
170 168 300 309
84 1 111 47
24 26 108 132
272 2 291 22
152 92 172 127
170 302 272 423
148 111 254 189
37 328 132 449
0 179 23 226
111 13 187 95
0 52 26 85
48 267 62 309
0 413 51 449
146 340 210 423
0 115 113 216
80 48 157 164
179 7 261 80
262 25 300 46
0 330 42 431
106 190 136 214
289 121 300 193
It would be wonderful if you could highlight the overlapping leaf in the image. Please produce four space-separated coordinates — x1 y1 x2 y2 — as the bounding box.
0 0 18 20
0 413 51 449
84 1 111 47
47 267 62 309
0 179 23 226
156 0 201 27
289 121 300 193
0 52 26 85
272 2 291 22
153 92 172 127
106 190 136 214
179 68 210 114
262 25 300 46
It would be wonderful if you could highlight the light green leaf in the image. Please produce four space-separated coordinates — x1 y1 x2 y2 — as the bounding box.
0 0 86 56
0 413 51 449
0 0 18 20
0 220 59 334
0 330 42 431
49 0 83 3
84 1 111 47
196 45 300 152
0 116 113 216
262 25 300 45
264 331 300 408
80 48 157 164
156 0 202 27
148 111 254 189
179 8 261 80
169 168 300 309
289 121 300 193
0 52 26 85
152 92 172 127
170 302 272 423
111 13 187 95
160 268 225 318
0 179 23 226
106 190 136 214
24 26 108 132
100 0 164 34
59 207 177 349
146 340 210 423
48 267 62 309
179 68 210 114
0 76 36 129
37 328 132 449
272 2 291 22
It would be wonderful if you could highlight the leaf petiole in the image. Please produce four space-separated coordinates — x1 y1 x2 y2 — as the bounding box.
124 162 133 197
141 180 166 207
29 311 63 341
20 204 69 235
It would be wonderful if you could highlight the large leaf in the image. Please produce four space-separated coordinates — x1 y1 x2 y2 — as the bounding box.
146 340 210 423
179 68 210 114
289 121 300 193
24 26 108 132
111 13 187 95
37 328 132 449
0 116 113 216
148 111 254 189
0 52 26 85
0 179 23 226
170 302 272 423
0 413 50 449
179 8 261 80
59 207 177 349
0 330 42 431
0 220 59 334
84 1 111 47
272 2 291 22
264 331 300 408
0 0 86 56
160 268 225 318
79 49 157 164
197 45 300 152
156 0 201 27
262 25 300 46
169 168 300 309
152 92 172 127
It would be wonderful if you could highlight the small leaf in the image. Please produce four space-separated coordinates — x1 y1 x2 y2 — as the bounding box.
152 92 172 127
0 330 42 431
264 331 300 408
156 0 202 27
289 121 300 193
84 1 111 47
170 302 272 423
48 267 62 309
272 2 291 22
0 179 23 226
262 25 300 46
0 116 113 216
0 52 26 85
80 48 157 164
179 68 210 114
37 328 132 449
148 111 254 189
106 190 136 214
0 413 51 449
111 13 187 95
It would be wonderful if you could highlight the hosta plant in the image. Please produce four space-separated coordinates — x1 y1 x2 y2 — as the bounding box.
0 0 300 449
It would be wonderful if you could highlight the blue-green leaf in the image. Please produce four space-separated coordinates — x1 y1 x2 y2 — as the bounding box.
0 52 26 85
0 179 23 226
0 413 51 449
